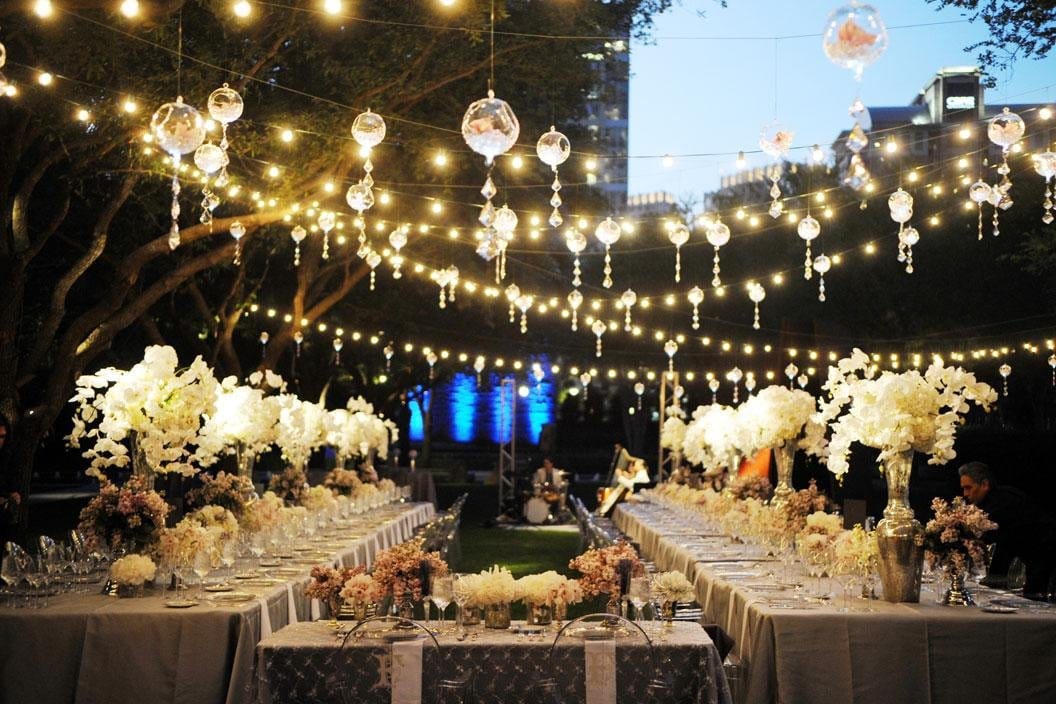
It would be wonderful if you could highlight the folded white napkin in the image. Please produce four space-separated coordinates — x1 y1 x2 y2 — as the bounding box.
310 597 321 621
391 639 424 704
584 639 617 704
257 597 273 638
286 583 299 624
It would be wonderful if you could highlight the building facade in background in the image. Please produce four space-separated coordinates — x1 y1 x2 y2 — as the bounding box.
582 39 630 211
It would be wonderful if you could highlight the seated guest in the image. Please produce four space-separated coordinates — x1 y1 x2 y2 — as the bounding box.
959 461 1056 598
532 457 566 489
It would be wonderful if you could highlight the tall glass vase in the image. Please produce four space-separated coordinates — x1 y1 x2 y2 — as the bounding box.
770 444 796 509
875 450 924 603
128 431 155 486
235 442 255 480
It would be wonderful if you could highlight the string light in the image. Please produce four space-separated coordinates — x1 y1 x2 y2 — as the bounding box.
119 0 140 18
233 0 252 18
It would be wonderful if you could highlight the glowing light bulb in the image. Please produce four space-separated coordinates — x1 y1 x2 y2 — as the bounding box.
33 0 54 18
119 0 139 17
233 0 251 18
280 129 294 143
37 72 53 86
322 0 342 14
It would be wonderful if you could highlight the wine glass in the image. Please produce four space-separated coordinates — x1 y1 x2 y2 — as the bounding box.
452 574 472 637
430 575 454 634
1 555 23 607
628 576 652 626
192 551 212 601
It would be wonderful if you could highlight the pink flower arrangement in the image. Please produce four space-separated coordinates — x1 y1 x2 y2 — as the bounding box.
568 542 643 598
267 466 308 505
323 468 362 497
340 573 383 605
77 476 170 553
727 475 773 502
304 564 365 604
185 471 256 517
922 497 997 576
370 539 449 602
781 480 834 533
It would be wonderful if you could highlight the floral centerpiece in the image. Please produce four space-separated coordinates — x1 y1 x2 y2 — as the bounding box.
797 510 844 559
781 480 834 534
457 566 519 628
727 475 773 502
240 491 284 534
274 395 327 472
300 484 338 513
184 471 256 518
652 570 695 621
323 468 362 497
516 570 569 625
110 554 157 595
157 517 210 573
305 565 366 625
68 345 220 479
77 475 170 553
569 542 643 612
340 573 383 619
371 539 449 611
814 349 997 603
681 404 744 475
922 497 997 606
197 372 284 476
268 466 309 505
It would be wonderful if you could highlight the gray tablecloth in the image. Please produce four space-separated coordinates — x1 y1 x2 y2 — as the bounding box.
0 502 434 704
614 501 1056 704
257 620 732 704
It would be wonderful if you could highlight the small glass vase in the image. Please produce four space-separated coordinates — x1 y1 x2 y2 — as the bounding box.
484 602 511 629
327 595 342 628
941 567 976 606
461 605 483 626
116 583 145 598
128 431 156 486
660 600 676 628
527 602 553 626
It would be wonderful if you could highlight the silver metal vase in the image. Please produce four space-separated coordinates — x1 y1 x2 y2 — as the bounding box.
875 450 924 603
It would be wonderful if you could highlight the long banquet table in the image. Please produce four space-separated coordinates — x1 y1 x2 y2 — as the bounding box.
257 619 732 704
0 501 434 704
614 500 1056 704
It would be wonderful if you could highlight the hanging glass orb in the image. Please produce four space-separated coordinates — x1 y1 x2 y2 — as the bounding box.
493 205 518 235
595 217 622 246
389 226 408 251
664 339 678 359
461 90 520 165
688 286 704 306
229 221 246 240
888 188 914 223
987 107 1025 150
351 109 386 149
567 289 583 308
822 2 889 78
968 180 993 204
813 254 831 274
621 289 637 309
668 223 690 247
565 228 587 254
591 320 607 336
207 84 243 125
366 251 382 269
748 282 766 303
634 382 645 396
317 211 336 232
193 142 228 174
0 41 6 70
901 226 920 247
291 225 307 243
536 126 570 168
345 182 374 212
797 216 821 241
705 222 731 247
759 121 794 159
150 98 206 156
1034 151 1056 179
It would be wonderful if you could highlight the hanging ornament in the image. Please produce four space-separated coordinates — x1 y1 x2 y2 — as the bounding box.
388 225 408 278
667 223 690 283
505 284 521 324
595 217 622 288
516 294 534 334
537 126 571 227
432 268 453 309
898 226 920 274
797 374 809 390
727 367 743 404
591 320 607 358
193 142 227 227
664 339 678 375
620 289 637 331
383 343 394 371
705 218 731 288
366 251 382 290
688 286 705 330
351 109 386 187
151 97 206 249
463 91 519 240
293 330 304 358
445 265 460 303
580 372 592 399
759 121 793 218
317 211 336 260
987 107 1026 235
744 373 757 396
812 254 831 301
474 355 486 387
229 220 246 265
708 378 720 404
290 225 307 266
748 282 766 329
565 228 587 288
332 337 344 365
822 2 889 79
426 351 438 380
888 187 915 269
785 363 799 387
1032 151 1056 225
634 382 645 410
673 385 685 407
1049 354 1056 387
491 204 518 282
567 289 583 331
998 363 1011 397
797 215 821 279
345 181 375 256
968 180 993 240
843 152 872 191
206 83 242 192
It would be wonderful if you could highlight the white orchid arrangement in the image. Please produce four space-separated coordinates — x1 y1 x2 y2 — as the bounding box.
68 346 220 478
110 554 157 586
651 570 695 604
814 349 997 479
660 415 688 453
734 386 828 457
274 394 328 469
197 372 284 466
681 403 745 472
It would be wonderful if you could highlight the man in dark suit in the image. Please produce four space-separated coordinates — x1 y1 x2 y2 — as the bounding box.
959 462 1056 599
